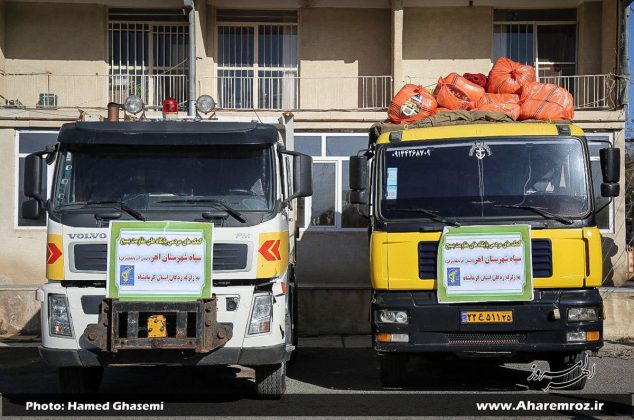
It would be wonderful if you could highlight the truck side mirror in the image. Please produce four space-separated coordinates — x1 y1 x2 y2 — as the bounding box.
349 155 368 191
600 148 620 197
349 190 367 205
21 199 41 220
24 153 43 200
292 153 313 199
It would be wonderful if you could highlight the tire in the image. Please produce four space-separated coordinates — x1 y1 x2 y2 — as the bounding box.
59 367 104 394
548 351 589 390
380 353 409 387
255 362 286 399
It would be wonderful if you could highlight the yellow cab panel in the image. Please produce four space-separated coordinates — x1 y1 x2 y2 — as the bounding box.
370 227 603 291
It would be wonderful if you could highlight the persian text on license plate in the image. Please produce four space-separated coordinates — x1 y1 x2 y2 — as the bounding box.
461 311 513 324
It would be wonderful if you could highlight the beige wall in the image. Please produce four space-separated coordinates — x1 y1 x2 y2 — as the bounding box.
199 4 215 99
601 0 618 75
0 0 5 72
577 1 603 76
402 6 493 87
299 8 391 109
0 129 47 287
4 2 108 107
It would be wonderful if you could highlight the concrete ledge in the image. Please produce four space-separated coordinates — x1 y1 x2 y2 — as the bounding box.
601 288 634 341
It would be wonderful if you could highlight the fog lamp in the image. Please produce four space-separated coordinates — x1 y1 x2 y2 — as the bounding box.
196 95 216 114
124 95 144 114
566 331 586 342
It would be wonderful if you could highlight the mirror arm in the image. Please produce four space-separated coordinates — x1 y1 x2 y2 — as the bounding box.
595 197 613 215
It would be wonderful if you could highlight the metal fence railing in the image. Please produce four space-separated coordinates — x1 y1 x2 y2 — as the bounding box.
537 74 617 110
200 75 393 110
1 73 618 112
1 73 189 110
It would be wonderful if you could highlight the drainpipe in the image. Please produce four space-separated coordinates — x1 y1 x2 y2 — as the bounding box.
184 0 196 117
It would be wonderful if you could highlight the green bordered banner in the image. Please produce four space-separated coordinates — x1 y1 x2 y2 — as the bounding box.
437 225 533 303
107 221 213 301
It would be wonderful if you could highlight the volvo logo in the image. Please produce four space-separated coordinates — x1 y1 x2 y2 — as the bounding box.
67 233 107 240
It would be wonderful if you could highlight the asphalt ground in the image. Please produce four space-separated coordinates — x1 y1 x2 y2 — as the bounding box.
0 340 632 418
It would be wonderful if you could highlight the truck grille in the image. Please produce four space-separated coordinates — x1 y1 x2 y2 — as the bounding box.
73 243 248 272
447 333 526 345
418 239 553 279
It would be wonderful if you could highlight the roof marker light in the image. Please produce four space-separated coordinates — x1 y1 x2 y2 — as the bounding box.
162 98 179 119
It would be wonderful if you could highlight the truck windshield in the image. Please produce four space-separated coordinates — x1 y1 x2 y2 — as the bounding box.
380 138 590 221
53 144 274 212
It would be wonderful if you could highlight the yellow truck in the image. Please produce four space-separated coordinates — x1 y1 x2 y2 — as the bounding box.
348 120 620 389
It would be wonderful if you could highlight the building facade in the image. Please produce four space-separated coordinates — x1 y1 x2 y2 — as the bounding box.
0 0 629 336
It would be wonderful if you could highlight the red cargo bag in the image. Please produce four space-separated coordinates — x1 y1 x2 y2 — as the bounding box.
475 93 520 120
486 57 536 94
518 82 574 121
388 84 437 124
463 72 487 88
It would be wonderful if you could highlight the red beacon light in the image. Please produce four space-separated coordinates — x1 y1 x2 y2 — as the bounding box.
162 98 179 119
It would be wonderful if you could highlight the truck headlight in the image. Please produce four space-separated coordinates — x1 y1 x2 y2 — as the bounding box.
48 294 73 337
567 307 599 322
377 310 408 324
248 294 272 335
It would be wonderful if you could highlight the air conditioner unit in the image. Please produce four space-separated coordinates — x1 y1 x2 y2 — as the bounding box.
37 93 58 109
5 99 25 108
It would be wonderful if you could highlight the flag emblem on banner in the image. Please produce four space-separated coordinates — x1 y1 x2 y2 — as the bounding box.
447 267 460 286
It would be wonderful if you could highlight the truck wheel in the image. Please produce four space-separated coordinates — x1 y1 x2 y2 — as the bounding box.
548 351 589 390
59 367 104 394
380 353 408 387
255 362 286 399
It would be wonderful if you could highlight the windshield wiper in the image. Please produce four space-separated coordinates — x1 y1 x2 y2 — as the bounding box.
390 208 461 227
64 200 146 221
157 198 246 223
494 204 573 225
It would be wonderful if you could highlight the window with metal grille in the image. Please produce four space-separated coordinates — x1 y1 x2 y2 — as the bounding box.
108 10 189 110
216 10 298 110
493 11 576 79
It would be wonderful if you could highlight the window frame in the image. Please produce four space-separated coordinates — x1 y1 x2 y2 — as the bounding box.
215 19 299 109
296 133 369 232
108 19 189 108
492 19 577 78
586 132 615 234
14 130 58 230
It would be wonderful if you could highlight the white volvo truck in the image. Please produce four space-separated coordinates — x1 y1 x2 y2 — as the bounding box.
22 97 312 398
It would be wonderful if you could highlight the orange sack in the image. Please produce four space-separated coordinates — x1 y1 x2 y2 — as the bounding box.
434 73 485 105
475 93 520 120
518 82 574 121
486 57 536 94
388 84 437 124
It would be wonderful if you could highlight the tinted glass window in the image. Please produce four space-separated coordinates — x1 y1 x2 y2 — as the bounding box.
54 145 274 212
381 138 589 221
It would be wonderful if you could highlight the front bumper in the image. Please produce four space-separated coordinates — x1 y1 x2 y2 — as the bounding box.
374 288 603 353
39 343 290 367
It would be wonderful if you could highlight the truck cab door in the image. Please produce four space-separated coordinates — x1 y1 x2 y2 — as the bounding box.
281 153 296 259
